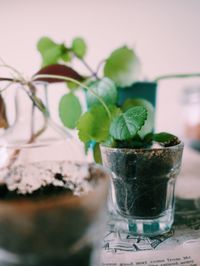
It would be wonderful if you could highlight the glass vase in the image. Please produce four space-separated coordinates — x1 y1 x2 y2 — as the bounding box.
0 83 110 266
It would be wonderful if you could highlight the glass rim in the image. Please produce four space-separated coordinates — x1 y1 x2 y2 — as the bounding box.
100 141 184 153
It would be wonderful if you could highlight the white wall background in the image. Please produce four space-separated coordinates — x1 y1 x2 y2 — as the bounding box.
1 0 200 138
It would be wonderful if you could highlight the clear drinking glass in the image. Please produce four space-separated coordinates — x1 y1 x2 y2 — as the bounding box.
101 142 184 236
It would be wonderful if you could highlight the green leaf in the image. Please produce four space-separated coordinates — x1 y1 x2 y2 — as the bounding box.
153 132 180 147
59 44 72 62
102 136 117 147
109 105 122 119
72 37 87 59
30 94 49 117
61 52 72 62
59 93 82 129
37 37 63 66
122 98 155 138
41 45 63 66
77 105 110 143
37 37 56 53
104 46 140 87
143 132 154 144
86 78 118 107
116 135 146 149
93 143 102 163
66 81 79 90
77 112 94 142
110 106 147 140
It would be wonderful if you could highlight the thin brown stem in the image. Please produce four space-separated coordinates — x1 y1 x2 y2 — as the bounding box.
0 64 26 83
28 118 48 143
71 52 99 79
6 81 48 169
0 77 17 82
33 74 111 119
80 58 99 79
96 59 106 76
6 120 48 169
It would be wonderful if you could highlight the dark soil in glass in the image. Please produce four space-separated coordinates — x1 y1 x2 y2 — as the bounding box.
101 144 183 219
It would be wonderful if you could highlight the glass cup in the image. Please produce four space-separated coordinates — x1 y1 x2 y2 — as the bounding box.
101 142 184 237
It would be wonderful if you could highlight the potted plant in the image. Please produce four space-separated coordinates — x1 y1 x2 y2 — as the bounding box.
0 37 198 251
55 73 184 236
0 64 111 266
17 58 183 237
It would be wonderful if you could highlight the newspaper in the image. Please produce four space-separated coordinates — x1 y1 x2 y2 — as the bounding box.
102 247 200 265
101 148 200 266
101 197 200 266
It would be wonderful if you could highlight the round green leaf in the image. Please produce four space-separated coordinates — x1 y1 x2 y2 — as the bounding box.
61 52 72 62
86 78 118 107
37 37 65 66
93 143 102 163
60 44 72 62
37 37 56 53
59 93 82 129
122 98 155 138
66 81 79 90
77 112 94 142
104 46 140 87
153 132 180 146
72 37 87 59
77 105 110 143
110 106 147 140
41 45 63 66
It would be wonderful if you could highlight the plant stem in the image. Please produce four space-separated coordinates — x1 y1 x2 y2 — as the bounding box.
96 59 106 76
6 123 48 169
0 77 19 82
0 64 26 83
80 58 98 79
72 52 98 79
0 81 15 94
28 119 48 143
32 74 112 119
154 73 200 82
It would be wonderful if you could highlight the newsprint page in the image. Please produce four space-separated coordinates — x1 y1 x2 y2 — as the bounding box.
101 197 200 266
